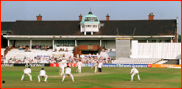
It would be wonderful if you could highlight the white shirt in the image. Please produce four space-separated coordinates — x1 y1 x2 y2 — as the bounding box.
94 62 98 66
130 67 139 74
65 67 71 74
98 63 102 68
77 62 82 67
59 61 67 68
40 70 46 75
24 68 31 73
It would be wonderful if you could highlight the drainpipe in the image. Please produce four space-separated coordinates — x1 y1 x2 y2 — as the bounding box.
176 17 178 42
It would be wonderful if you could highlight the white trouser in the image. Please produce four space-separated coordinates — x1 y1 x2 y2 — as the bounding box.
60 67 64 75
131 72 140 81
62 73 74 82
77 67 81 73
21 72 32 81
95 66 97 73
38 74 48 82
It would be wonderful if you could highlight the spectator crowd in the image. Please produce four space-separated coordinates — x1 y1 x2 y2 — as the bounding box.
1 55 112 64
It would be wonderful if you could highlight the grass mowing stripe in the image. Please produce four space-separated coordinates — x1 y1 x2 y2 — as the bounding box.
1 67 181 88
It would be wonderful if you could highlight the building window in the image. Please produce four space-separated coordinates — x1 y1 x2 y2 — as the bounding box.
138 40 147 43
55 40 75 47
93 25 97 28
165 40 170 42
82 25 84 28
148 40 156 43
86 25 92 27
152 40 156 42
86 32 91 35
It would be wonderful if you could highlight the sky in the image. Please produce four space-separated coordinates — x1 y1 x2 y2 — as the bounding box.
1 1 181 34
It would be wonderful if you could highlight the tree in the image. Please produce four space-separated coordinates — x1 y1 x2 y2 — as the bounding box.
178 35 181 42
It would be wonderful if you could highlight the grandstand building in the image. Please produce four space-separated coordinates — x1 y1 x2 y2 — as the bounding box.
1 11 179 59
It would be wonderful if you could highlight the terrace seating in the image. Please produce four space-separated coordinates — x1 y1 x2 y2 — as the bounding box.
112 58 162 64
5 48 74 61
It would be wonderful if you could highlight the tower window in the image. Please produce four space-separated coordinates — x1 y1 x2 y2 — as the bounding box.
93 25 97 27
86 25 92 27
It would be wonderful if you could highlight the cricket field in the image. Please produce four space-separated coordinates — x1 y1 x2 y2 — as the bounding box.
1 67 181 88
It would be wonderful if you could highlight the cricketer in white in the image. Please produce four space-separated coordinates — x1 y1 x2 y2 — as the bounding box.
59 60 67 76
91 60 98 73
62 66 74 82
129 67 140 81
76 60 82 73
38 68 48 82
21 66 32 81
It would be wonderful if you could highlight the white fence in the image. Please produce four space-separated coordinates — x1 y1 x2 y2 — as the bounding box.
1 48 5 57
131 41 181 59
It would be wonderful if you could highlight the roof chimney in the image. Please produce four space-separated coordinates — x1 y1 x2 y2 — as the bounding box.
36 14 42 21
148 12 154 20
79 14 82 21
106 14 110 21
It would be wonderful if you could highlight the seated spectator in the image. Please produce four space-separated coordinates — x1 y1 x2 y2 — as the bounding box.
25 47 31 52
26 45 29 48
39 45 42 49
27 48 31 52
54 48 57 52
47 46 49 49
22 45 26 49
65 48 68 52
32 45 35 49
36 45 39 49
103 58 106 61
103 46 107 52
45 46 48 51
54 57 57 62
14 60 18 63
25 47 28 52
41 46 45 50
8 58 12 63
63 54 65 57
1 60 4 63
19 46 23 50
59 48 62 52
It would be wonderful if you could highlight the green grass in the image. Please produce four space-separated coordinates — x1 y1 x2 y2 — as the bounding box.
1 67 181 88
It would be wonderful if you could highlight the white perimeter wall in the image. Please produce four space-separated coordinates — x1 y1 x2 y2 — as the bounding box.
1 48 5 57
131 41 181 59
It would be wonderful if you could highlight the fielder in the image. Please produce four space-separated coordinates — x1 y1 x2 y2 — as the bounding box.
91 61 98 73
38 68 48 82
62 66 74 82
76 60 82 73
129 67 140 81
94 61 99 73
21 66 32 81
59 60 67 76
98 61 103 73
91 60 96 69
